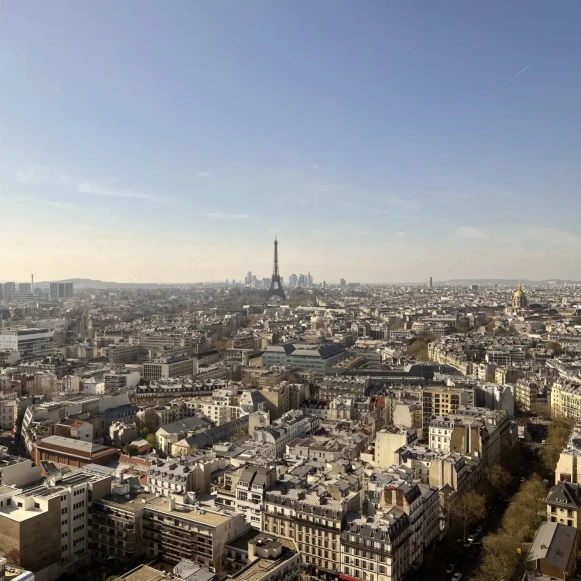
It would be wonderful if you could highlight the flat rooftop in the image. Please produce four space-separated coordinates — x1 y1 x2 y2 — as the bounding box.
96 491 157 513
230 537 297 581
147 498 232 526
120 565 167 581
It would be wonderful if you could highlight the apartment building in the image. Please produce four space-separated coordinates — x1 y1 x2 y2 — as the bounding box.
555 429 581 484
318 377 370 402
421 386 473 432
155 416 213 455
0 485 61 579
286 437 345 463
252 411 320 459
514 379 546 412
375 428 420 469
143 497 248 573
451 407 512 466
0 329 54 361
0 449 41 488
341 510 410 581
428 417 456 453
92 487 157 569
104 370 141 391
148 456 217 497
263 487 361 578
546 482 581 531
367 468 439 570
551 382 581 422
0 400 17 431
0 468 112 580
143 355 197 381
485 348 526 367
259 383 290 421
235 466 277 529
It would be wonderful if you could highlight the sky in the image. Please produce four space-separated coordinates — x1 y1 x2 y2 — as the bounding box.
1 0 581 284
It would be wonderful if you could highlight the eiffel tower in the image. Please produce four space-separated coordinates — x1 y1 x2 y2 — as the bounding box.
267 236 286 301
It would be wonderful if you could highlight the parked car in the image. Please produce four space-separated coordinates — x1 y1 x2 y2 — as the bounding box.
520 476 526 483
445 564 455 574
467 534 476 543
451 573 462 581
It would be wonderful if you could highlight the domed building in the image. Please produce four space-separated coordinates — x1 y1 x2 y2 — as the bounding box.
512 284 529 312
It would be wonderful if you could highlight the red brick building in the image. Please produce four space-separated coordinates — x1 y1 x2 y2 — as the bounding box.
33 435 119 474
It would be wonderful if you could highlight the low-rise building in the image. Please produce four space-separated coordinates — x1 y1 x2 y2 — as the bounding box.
524 522 577 580
225 531 300 581
33 436 119 473
143 355 198 381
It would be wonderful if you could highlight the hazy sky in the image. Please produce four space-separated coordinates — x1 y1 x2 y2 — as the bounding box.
1 1 581 283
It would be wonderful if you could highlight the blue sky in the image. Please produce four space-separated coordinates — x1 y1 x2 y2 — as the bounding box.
1 0 581 283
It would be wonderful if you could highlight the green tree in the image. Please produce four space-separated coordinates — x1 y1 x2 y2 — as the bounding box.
540 418 573 472
142 407 160 434
146 433 160 452
475 533 520 581
486 464 512 492
126 444 138 457
451 490 486 541
406 340 428 361
502 475 547 542
456 320 471 333
546 341 563 355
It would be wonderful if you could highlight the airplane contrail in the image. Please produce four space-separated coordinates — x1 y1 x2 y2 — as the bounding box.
500 65 532 91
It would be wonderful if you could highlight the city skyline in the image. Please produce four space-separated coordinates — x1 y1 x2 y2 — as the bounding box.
2 1 581 282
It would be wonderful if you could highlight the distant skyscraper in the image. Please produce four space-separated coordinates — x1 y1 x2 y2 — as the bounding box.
298 274 306 288
290 274 297 288
58 283 66 300
246 271 252 286
49 282 58 302
65 283 74 298
307 272 313 287
3 283 15 302
18 282 32 294
340 278 346 288
429 276 433 289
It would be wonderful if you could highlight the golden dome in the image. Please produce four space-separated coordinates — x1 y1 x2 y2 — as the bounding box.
514 284 525 298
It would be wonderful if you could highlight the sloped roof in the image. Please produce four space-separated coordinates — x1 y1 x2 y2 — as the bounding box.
546 482 581 508
526 522 577 572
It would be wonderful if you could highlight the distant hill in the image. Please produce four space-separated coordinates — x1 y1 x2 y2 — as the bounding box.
442 279 581 285
35 278 168 289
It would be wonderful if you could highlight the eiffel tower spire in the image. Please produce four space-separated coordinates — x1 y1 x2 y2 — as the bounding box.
267 236 286 301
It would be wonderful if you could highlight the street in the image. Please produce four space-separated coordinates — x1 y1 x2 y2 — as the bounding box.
405 445 541 581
